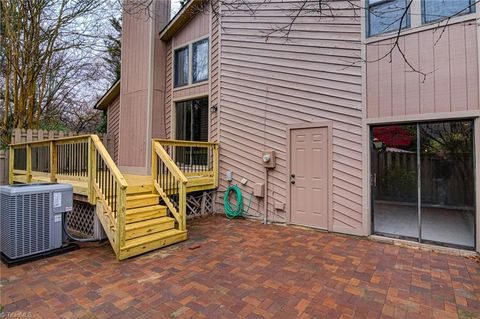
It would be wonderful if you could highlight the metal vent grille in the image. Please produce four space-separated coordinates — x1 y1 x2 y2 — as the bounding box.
1 193 50 258
0 193 13 258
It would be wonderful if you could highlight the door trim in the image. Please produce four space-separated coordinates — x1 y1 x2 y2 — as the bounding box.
286 121 333 231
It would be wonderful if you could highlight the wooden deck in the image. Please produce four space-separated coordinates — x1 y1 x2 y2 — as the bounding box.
13 173 215 200
9 136 218 260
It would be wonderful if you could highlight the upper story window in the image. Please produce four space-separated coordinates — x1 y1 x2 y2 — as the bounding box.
174 38 209 88
368 0 409 37
192 39 209 83
174 46 189 87
423 0 475 23
367 0 476 37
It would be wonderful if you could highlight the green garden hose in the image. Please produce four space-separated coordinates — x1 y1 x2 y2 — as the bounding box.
224 185 253 219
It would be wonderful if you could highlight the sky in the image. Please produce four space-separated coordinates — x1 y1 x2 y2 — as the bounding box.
171 0 182 17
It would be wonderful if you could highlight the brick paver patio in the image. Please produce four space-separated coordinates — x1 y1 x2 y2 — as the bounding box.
1 215 480 319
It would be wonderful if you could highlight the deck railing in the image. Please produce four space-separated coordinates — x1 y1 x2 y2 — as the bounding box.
152 139 218 230
153 139 219 185
9 135 127 253
10 135 91 187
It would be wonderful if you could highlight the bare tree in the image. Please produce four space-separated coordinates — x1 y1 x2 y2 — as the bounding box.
0 0 119 146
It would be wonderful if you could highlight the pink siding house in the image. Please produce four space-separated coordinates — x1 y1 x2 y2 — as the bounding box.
96 0 480 253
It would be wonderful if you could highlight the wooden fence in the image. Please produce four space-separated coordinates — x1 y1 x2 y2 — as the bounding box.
0 150 8 185
0 129 112 185
373 150 474 207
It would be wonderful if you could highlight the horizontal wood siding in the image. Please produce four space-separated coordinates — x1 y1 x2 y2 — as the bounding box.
165 10 211 140
218 0 363 233
107 95 120 164
173 83 209 100
366 20 479 118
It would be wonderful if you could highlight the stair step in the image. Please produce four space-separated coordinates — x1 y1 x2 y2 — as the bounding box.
126 205 167 223
125 217 175 240
126 194 159 209
119 229 187 259
126 184 154 195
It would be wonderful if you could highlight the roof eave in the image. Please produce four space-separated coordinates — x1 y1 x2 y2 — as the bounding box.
94 80 121 111
159 0 205 41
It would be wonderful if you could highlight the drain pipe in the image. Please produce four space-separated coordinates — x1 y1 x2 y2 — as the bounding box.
264 167 268 224
261 151 276 225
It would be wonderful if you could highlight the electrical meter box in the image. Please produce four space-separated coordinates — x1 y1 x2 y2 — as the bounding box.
262 151 276 168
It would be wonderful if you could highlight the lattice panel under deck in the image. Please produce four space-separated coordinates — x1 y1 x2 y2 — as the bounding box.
186 191 214 219
67 200 96 237
161 191 215 220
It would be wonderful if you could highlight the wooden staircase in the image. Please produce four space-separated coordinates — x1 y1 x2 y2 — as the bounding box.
9 135 218 260
119 175 186 259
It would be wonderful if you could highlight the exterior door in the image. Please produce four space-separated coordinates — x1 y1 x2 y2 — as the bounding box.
290 127 329 229
371 120 476 250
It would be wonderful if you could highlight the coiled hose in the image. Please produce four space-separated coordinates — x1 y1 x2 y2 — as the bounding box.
224 185 253 219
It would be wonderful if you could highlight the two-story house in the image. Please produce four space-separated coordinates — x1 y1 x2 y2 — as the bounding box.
95 0 479 254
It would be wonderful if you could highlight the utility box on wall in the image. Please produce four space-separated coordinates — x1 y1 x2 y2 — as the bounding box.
253 183 265 197
262 151 276 168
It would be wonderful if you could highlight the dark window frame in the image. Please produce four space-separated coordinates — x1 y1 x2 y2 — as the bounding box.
174 45 189 88
192 38 209 84
370 119 476 251
421 0 475 24
367 0 410 37
175 96 209 142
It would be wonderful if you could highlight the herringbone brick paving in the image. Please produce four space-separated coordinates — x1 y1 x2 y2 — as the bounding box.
1 215 479 318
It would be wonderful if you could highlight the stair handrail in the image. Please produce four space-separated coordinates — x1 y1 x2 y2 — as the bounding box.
90 134 128 252
152 140 188 231
90 135 127 188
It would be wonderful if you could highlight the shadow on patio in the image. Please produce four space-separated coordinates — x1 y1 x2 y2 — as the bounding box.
1 215 480 319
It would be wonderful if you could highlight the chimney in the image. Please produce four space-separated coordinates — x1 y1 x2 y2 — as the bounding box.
117 0 171 175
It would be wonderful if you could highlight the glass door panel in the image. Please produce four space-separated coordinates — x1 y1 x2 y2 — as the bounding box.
419 121 475 249
372 124 419 240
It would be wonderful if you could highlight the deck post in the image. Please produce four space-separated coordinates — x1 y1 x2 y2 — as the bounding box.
50 141 57 182
26 145 32 183
179 183 187 231
151 140 158 192
213 144 219 188
8 146 14 184
88 138 96 204
117 185 127 253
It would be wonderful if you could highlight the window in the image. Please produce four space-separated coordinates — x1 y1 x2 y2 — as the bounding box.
175 97 209 142
368 0 409 37
192 38 209 83
175 97 209 166
173 38 209 88
371 120 476 249
423 0 475 24
174 46 189 87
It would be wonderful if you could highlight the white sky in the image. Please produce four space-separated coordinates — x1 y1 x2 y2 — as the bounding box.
171 0 182 18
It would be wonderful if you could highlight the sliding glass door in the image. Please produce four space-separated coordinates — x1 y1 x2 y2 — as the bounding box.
371 120 475 249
